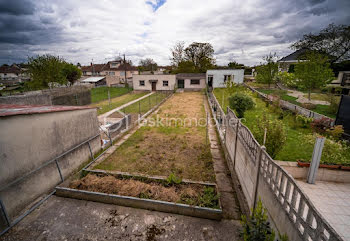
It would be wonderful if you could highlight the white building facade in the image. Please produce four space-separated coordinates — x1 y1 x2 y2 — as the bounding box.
206 69 244 88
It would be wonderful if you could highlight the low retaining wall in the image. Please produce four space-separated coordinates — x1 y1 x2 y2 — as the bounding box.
244 84 335 126
207 90 342 241
277 161 350 183
55 170 222 220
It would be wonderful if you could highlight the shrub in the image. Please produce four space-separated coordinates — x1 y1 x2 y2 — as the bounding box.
310 117 332 133
328 93 339 114
276 72 297 88
326 125 344 140
305 134 350 166
296 115 313 128
301 103 316 110
241 199 275 241
228 93 255 118
252 114 286 158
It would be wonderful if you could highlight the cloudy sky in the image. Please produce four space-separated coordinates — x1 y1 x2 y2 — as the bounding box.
0 0 349 66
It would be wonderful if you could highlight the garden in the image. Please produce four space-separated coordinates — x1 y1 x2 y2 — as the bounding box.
213 85 350 167
65 92 219 210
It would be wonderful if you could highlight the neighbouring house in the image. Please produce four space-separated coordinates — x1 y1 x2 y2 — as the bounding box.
0 65 30 87
206 69 244 88
175 73 206 91
329 71 350 95
81 76 106 87
80 61 138 86
132 74 175 91
278 48 308 72
0 104 100 226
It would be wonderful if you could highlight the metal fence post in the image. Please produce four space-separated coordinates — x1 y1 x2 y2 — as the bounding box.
0 199 10 228
55 159 64 182
253 146 265 211
233 119 240 168
307 137 325 184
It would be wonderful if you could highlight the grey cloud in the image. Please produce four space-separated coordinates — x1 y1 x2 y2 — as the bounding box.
0 0 35 15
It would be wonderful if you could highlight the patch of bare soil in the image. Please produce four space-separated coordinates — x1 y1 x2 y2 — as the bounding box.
69 174 218 208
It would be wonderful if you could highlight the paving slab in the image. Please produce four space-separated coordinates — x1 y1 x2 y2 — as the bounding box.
297 180 350 240
0 196 242 241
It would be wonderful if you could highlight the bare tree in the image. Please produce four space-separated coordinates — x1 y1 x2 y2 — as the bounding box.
170 41 185 67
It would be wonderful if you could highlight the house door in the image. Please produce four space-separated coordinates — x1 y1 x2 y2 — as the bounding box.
152 82 157 91
177 79 184 88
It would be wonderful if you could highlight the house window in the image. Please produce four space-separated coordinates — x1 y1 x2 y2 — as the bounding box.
83 71 87 75
224 75 231 82
190 79 200 85
111 63 117 68
120 72 125 76
163 80 169 86
139 80 145 86
109 72 115 76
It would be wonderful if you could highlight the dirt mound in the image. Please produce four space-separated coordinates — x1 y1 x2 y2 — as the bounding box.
69 174 203 203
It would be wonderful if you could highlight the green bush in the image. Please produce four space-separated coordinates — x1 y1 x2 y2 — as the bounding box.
326 125 344 140
252 114 286 158
228 93 255 118
296 115 313 128
305 134 350 165
241 199 275 241
276 72 297 88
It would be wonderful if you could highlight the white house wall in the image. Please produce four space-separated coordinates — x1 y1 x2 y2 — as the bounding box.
132 74 176 91
206 69 244 88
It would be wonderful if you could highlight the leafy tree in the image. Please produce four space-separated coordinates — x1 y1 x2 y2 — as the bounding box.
294 51 334 100
228 61 245 69
228 93 255 118
27 54 67 89
184 42 215 72
173 61 197 73
256 53 278 88
62 63 82 86
170 41 185 67
292 23 350 63
138 58 158 73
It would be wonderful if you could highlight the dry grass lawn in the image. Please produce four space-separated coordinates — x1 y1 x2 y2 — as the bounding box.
95 92 214 182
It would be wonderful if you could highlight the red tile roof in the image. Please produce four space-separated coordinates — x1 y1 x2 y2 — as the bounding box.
0 104 95 117
0 65 21 74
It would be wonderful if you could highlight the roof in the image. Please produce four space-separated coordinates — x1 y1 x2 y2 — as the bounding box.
176 73 206 78
278 48 308 62
82 77 106 83
81 62 137 72
81 64 106 72
0 65 21 74
0 104 94 117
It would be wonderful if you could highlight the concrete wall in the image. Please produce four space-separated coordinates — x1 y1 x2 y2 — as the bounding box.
133 74 175 91
0 86 91 106
206 69 244 88
183 78 206 90
0 108 101 220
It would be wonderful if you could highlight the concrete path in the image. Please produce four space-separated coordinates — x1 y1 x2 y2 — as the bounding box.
0 196 242 241
98 92 154 123
297 180 350 240
287 90 330 105
204 97 241 220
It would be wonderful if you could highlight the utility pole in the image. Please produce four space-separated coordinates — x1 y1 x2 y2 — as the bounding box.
124 54 127 88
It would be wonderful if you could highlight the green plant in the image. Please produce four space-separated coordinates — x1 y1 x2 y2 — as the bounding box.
252 114 287 158
240 199 275 241
305 134 350 165
328 93 339 114
296 115 313 128
198 187 220 209
166 173 182 185
326 125 344 140
256 53 278 88
228 93 255 118
276 72 297 88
